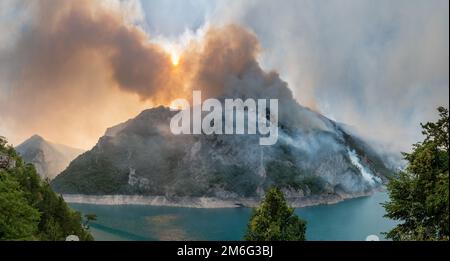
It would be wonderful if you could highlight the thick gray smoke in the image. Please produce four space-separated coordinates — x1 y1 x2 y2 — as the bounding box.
1 0 447 157
208 0 449 153
0 0 329 149
0 1 399 195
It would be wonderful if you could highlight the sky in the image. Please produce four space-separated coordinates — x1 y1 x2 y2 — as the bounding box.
0 0 448 153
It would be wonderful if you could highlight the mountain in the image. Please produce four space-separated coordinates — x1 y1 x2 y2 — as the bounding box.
50 31 395 201
16 135 84 180
49 24 395 204
51 103 394 200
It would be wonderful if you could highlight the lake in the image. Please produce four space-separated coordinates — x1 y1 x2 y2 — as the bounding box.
69 192 397 241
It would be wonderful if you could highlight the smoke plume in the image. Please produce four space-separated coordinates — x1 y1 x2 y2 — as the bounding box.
0 1 281 149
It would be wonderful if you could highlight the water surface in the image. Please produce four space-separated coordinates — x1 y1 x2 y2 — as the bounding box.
70 192 397 241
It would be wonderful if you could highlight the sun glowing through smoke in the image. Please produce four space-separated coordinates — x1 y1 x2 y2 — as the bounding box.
171 52 180 66
158 40 184 67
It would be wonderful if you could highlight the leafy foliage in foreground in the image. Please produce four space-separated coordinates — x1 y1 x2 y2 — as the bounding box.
383 107 449 241
0 136 92 241
245 187 306 241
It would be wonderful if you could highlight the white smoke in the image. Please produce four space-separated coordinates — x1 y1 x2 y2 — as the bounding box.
347 148 382 186
208 0 449 153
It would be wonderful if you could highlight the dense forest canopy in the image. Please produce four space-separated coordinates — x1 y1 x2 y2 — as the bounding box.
0 136 92 241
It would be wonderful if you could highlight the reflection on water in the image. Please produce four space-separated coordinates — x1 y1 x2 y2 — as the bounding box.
70 192 397 241
145 214 191 240
146 214 179 224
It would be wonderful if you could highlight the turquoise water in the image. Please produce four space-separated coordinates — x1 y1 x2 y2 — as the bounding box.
69 192 397 241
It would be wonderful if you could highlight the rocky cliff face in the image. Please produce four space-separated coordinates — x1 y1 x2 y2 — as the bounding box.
16 135 84 180
0 152 16 170
51 103 394 199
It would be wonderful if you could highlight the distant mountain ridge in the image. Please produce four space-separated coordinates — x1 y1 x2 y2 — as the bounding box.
16 135 84 180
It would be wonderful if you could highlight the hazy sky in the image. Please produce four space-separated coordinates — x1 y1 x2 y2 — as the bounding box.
0 0 448 153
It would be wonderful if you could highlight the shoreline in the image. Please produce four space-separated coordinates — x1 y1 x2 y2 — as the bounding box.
62 189 383 208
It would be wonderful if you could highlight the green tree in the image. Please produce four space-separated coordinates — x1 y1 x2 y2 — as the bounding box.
245 187 306 241
0 136 93 241
383 107 449 241
36 182 93 241
0 172 40 240
0 136 6 148
84 214 97 229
